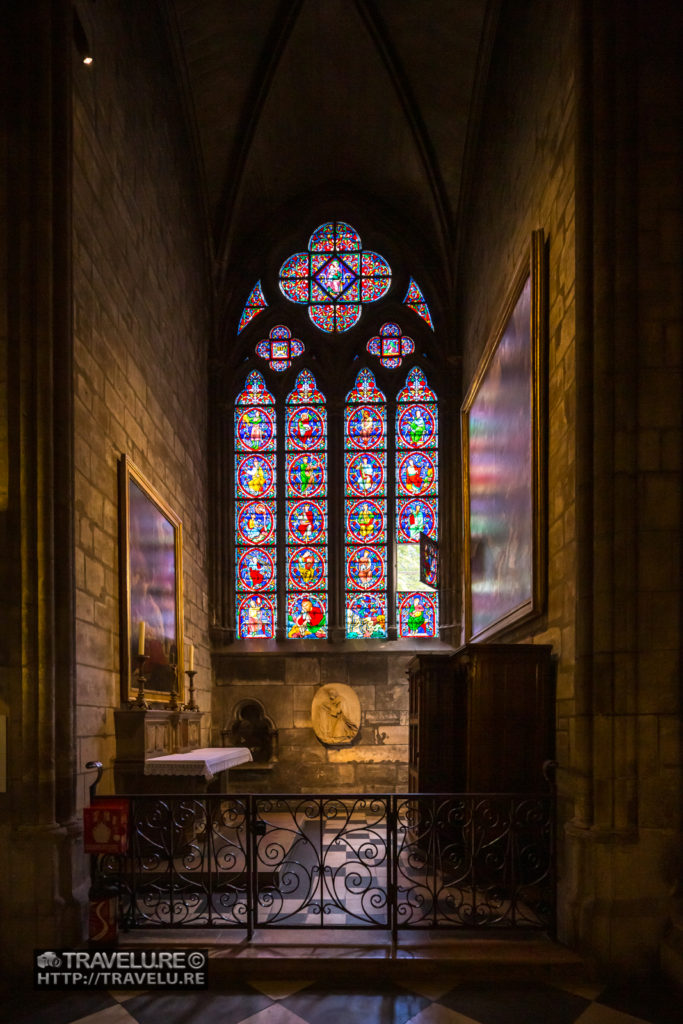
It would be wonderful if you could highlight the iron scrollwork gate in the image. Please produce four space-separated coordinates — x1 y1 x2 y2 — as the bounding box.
95 792 555 937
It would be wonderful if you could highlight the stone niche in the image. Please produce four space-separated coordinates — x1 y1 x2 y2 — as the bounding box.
212 651 413 793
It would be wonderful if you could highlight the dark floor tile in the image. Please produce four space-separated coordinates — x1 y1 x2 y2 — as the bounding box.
597 979 682 1024
437 981 590 1024
0 989 116 1024
280 979 429 1024
124 985 272 1024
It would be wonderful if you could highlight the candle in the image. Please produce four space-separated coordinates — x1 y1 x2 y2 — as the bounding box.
137 620 146 656
187 644 194 672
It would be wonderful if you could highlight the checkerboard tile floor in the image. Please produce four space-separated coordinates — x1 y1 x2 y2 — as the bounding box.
3 974 681 1024
257 814 391 927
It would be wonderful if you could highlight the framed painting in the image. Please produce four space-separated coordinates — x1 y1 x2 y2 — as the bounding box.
461 230 547 642
119 455 184 704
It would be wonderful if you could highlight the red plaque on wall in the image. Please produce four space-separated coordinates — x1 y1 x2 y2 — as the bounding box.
83 799 130 854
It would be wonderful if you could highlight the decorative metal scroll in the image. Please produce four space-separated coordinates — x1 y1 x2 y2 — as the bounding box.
95 791 554 937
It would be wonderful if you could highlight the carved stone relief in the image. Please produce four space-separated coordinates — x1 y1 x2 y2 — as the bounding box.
311 684 361 746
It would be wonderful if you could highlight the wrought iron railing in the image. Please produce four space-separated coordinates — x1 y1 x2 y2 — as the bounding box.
92 790 555 939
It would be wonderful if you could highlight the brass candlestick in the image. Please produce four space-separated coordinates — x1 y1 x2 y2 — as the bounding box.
168 669 180 712
184 669 199 712
129 653 149 709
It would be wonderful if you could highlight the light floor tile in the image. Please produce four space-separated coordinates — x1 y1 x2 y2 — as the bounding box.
574 1003 651 1024
248 979 314 1000
236 1004 311 1024
67 1005 139 1024
405 1003 481 1024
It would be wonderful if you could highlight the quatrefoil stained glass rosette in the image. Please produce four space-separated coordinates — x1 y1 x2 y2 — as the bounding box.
367 322 415 368
255 325 304 371
278 221 392 333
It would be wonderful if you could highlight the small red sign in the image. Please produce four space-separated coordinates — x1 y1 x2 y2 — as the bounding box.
83 799 130 854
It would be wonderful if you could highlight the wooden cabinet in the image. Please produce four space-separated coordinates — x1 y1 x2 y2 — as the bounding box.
408 653 465 793
408 643 554 793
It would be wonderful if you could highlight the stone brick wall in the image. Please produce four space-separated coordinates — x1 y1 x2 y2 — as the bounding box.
457 0 577 937
458 0 576 754
457 0 683 974
72 0 211 806
212 652 413 793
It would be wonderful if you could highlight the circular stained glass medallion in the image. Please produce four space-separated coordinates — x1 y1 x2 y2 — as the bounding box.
397 404 436 449
236 548 276 592
347 499 385 544
397 500 436 543
397 452 436 496
287 454 326 498
346 405 384 449
286 406 325 451
346 452 384 497
236 501 276 545
236 455 275 499
346 546 384 590
235 406 276 452
237 595 275 639
287 547 325 590
287 500 326 544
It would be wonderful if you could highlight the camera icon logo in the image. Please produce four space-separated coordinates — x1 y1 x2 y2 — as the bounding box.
36 951 62 968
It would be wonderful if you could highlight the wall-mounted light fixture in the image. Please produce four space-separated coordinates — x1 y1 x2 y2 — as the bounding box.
73 9 93 65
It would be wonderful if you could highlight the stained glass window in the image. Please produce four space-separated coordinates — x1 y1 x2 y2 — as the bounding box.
367 322 415 369
403 278 434 330
285 370 328 638
238 280 268 334
256 325 304 371
278 221 391 333
395 367 439 637
344 369 387 638
234 371 277 638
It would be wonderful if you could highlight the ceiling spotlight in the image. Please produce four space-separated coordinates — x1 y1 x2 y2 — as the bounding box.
73 10 93 66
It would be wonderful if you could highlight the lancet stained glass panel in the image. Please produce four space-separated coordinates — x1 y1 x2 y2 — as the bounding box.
286 370 328 638
345 368 387 638
396 367 439 637
235 371 276 638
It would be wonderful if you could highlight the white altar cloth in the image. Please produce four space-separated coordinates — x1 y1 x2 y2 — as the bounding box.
144 747 253 781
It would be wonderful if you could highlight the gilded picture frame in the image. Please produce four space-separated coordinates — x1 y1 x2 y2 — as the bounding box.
461 231 547 642
119 455 184 704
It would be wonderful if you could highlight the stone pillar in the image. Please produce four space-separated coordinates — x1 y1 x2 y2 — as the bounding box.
0 0 82 976
567 0 682 975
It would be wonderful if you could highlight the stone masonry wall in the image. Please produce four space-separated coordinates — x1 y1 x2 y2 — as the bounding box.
72 0 212 807
459 0 576 747
212 652 412 793
457 0 576 933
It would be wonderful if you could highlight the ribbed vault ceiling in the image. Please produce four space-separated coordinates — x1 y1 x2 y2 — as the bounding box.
172 0 492 302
